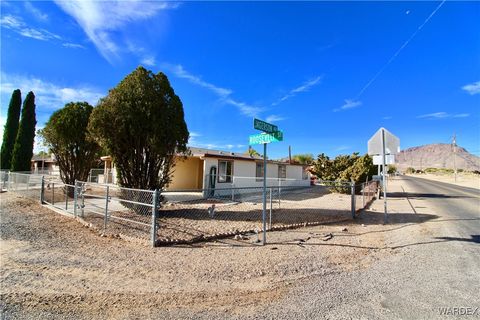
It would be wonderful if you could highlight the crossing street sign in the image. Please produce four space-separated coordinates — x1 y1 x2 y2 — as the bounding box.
253 118 278 134
249 131 283 145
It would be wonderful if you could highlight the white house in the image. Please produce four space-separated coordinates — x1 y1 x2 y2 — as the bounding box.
167 147 311 191
97 147 311 191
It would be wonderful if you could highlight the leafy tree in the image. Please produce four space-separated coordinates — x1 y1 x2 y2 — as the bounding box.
405 167 415 174
35 150 52 157
89 67 189 191
387 164 397 174
312 153 336 181
340 154 377 193
39 102 100 186
1 89 22 170
312 152 375 193
11 91 36 171
292 153 314 165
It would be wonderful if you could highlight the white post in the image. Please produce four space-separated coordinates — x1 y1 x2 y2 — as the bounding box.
382 128 388 223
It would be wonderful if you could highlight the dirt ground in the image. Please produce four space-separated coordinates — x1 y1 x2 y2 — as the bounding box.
406 172 480 189
0 187 409 319
74 185 364 244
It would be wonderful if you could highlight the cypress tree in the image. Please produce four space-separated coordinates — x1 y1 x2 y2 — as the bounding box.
0 89 22 170
11 91 36 172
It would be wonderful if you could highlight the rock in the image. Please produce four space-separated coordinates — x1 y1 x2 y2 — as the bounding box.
271 247 278 250
322 233 333 241
362 224 366 227
234 234 245 241
341 227 348 232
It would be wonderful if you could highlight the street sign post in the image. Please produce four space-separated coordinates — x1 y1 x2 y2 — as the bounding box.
368 127 400 224
250 119 283 245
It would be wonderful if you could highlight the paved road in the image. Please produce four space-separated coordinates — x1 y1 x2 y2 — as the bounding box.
401 175 479 243
259 176 480 319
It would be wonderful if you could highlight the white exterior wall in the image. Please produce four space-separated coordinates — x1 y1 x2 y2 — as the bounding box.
202 157 310 190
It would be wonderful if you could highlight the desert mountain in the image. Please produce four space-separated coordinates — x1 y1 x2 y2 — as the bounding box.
395 143 480 172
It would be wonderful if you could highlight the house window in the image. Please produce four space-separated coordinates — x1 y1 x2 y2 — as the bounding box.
218 160 233 183
256 162 264 182
302 166 309 180
278 165 286 180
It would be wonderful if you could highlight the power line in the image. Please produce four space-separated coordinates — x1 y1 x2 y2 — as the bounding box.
354 0 447 100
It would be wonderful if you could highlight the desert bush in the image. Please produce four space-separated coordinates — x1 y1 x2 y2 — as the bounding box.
406 167 416 174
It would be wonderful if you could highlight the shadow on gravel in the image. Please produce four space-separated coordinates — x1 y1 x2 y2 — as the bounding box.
434 235 480 244
358 211 439 225
387 192 474 199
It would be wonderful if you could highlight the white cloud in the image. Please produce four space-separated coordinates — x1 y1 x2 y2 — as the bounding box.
0 14 61 41
272 76 322 106
0 72 104 112
0 73 104 153
189 132 201 138
453 113 470 118
224 98 262 117
266 115 286 123
164 63 262 117
141 56 156 67
462 81 480 95
165 64 232 97
382 116 393 120
62 42 85 49
334 145 350 152
188 141 247 151
333 99 362 112
417 112 470 119
54 0 178 63
24 2 49 22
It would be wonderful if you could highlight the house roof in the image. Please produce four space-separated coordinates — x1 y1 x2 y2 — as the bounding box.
189 146 305 166
31 155 56 162
97 146 306 167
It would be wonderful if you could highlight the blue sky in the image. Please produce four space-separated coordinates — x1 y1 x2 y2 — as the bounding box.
1 1 479 159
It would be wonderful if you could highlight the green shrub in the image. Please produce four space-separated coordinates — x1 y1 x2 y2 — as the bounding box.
406 167 415 174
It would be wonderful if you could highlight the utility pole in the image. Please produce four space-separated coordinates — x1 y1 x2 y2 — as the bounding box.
452 134 457 183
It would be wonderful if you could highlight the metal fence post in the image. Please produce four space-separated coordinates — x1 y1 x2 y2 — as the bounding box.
104 185 109 231
40 176 45 204
79 182 85 218
269 187 272 229
74 180 78 217
351 181 356 219
278 186 281 210
65 185 68 210
52 182 55 206
362 182 365 209
151 189 159 247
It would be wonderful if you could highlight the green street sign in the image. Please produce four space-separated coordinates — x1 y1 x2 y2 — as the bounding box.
254 118 278 134
249 131 284 145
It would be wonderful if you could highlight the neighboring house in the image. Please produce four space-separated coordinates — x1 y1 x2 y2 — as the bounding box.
31 154 59 175
170 147 310 191
98 146 311 191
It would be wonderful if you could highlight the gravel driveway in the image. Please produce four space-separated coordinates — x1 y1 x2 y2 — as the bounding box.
1 176 478 319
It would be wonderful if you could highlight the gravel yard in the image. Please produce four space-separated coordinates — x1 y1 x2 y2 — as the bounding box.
0 190 395 319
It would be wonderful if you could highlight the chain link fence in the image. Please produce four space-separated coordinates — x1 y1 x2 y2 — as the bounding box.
156 180 371 244
3 172 44 201
4 172 378 247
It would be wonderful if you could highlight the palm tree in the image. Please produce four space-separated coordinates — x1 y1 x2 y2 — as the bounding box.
245 146 261 157
292 154 314 165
